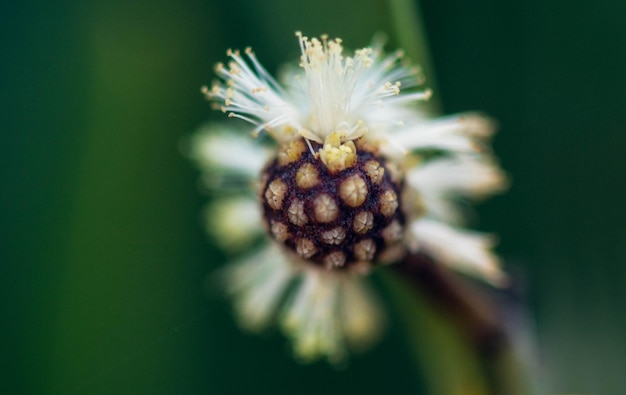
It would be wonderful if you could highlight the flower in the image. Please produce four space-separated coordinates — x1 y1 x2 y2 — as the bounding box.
190 33 507 363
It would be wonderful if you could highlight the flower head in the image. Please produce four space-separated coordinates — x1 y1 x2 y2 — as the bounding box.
191 33 507 363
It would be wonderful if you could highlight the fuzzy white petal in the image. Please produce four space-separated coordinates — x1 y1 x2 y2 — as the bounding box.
205 197 263 250
340 277 385 351
387 113 495 154
278 269 384 363
189 127 271 177
205 49 301 139
221 243 385 363
209 34 431 145
408 155 505 197
281 271 345 362
297 35 429 141
416 193 466 225
222 244 296 330
410 218 507 286
407 155 506 224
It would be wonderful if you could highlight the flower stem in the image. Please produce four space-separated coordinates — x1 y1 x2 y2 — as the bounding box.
383 253 537 395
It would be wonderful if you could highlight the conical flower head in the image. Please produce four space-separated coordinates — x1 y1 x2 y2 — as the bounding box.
193 32 507 363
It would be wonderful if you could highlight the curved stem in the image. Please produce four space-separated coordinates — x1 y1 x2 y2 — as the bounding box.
384 253 536 395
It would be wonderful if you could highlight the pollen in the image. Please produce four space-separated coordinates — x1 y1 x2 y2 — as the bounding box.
382 220 403 244
380 189 399 217
353 239 376 261
356 138 380 154
265 179 288 210
277 139 306 166
313 194 339 223
353 211 374 234
288 199 308 226
321 227 347 245
319 132 357 173
324 251 346 269
364 160 385 185
260 137 407 270
339 174 368 207
296 163 320 189
296 238 317 259
271 221 290 242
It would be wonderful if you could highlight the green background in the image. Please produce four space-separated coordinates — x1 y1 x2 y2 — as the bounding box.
2 0 625 393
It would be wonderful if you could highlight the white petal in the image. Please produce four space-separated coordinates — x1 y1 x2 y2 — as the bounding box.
188 125 270 177
390 113 495 154
296 35 423 141
220 241 386 363
406 155 507 225
408 154 507 199
414 191 465 225
410 218 507 286
280 271 346 363
207 35 433 147
222 244 296 330
205 197 263 250
205 49 302 140
340 277 385 351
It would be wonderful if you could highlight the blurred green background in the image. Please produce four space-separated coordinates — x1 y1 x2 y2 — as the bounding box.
2 0 625 394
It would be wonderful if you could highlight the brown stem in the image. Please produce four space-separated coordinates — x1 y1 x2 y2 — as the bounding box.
393 252 528 395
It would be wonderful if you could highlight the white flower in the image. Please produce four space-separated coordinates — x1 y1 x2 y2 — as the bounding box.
191 33 507 363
